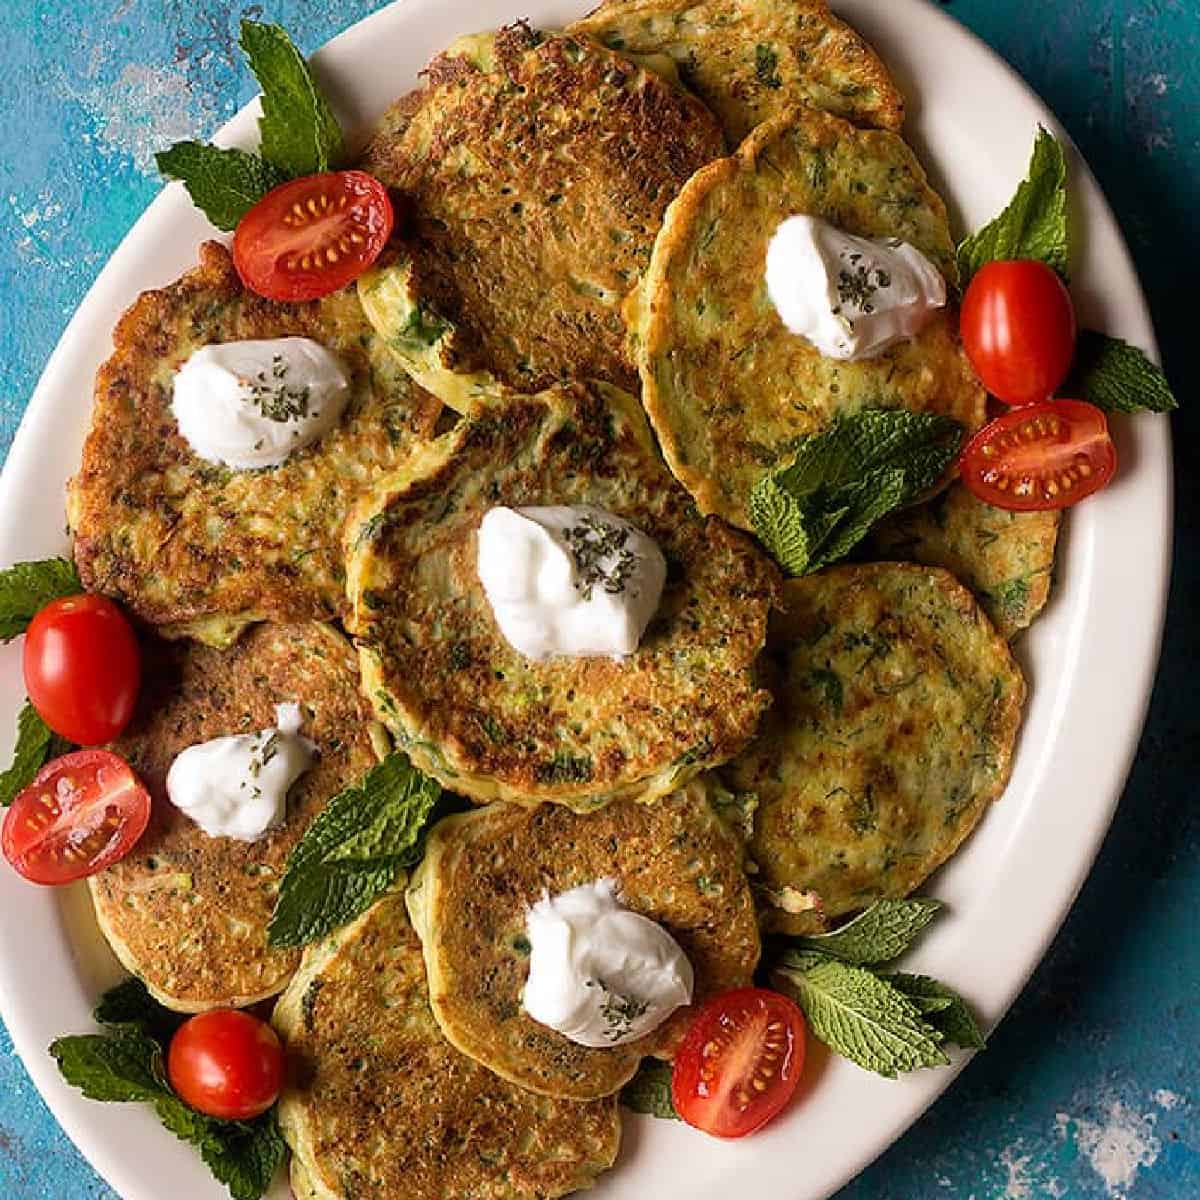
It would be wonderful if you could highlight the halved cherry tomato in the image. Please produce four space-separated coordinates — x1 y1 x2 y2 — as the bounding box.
671 987 806 1138
167 1009 285 1121
24 594 141 745
2 750 150 885
233 171 394 301
959 399 1116 511
960 260 1076 405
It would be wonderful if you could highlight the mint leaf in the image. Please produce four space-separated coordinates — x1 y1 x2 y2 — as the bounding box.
50 1031 167 1102
94 977 186 1046
156 142 284 232
0 702 60 806
53 982 284 1200
0 557 81 641
775 952 948 1078
620 1061 679 1119
750 411 963 577
239 21 344 177
1067 329 1178 414
790 898 941 965
957 126 1069 287
268 753 441 947
885 974 986 1050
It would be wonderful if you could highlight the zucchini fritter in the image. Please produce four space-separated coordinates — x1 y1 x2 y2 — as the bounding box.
89 623 385 1011
723 564 1024 934
273 891 620 1200
67 242 442 646
356 22 725 407
867 483 1061 639
406 783 760 1100
570 0 904 145
346 381 778 809
628 104 985 531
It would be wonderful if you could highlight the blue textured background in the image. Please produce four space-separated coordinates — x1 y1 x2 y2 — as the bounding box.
1 1 1196 1197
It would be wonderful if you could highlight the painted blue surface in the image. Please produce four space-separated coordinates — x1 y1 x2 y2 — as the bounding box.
0 0 1196 1196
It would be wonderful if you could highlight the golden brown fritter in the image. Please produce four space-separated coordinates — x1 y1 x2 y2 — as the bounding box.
407 782 760 1099
570 0 905 144
345 381 779 809
723 564 1024 934
274 891 620 1200
67 242 442 646
356 23 726 407
89 623 385 1011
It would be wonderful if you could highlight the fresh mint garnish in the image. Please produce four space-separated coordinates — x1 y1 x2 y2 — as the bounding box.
51 980 285 1200
157 21 344 231
239 20 344 178
957 126 1069 287
0 556 81 642
620 1060 679 1120
0 702 70 807
267 753 441 948
750 410 963 577
155 143 285 232
1067 329 1179 414
771 898 985 1077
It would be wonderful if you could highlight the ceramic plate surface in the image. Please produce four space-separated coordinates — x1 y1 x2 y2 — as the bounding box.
0 1 1172 1198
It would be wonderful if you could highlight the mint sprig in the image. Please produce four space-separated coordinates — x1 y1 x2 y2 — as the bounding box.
1068 330 1178 414
156 143 285 233
239 21 344 177
267 753 441 948
157 20 344 231
771 898 985 1077
0 556 81 642
620 1061 679 1120
0 702 71 807
50 980 285 1200
957 126 1069 287
750 410 963 577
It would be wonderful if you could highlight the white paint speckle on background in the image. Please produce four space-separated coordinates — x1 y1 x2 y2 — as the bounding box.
1152 1089 1185 1111
1055 1101 1161 1198
998 1145 1033 1199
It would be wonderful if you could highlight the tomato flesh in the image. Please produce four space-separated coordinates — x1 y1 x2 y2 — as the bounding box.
168 1010 285 1121
2 750 150 885
960 260 1076 406
233 171 394 301
671 987 806 1138
24 593 141 746
959 399 1116 511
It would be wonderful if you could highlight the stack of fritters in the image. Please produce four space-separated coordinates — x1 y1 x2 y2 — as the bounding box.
67 5 1045 1195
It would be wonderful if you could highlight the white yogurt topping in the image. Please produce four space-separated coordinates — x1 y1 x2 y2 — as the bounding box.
171 337 352 470
165 702 316 842
476 505 667 662
765 214 947 361
521 879 694 1048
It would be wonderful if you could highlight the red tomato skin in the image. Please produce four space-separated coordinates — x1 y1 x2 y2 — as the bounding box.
168 1010 285 1121
23 594 141 745
2 750 151 885
233 171 394 302
671 987 807 1139
960 260 1076 406
959 398 1117 512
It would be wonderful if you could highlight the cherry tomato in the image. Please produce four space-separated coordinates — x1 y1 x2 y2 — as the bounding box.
960 260 1076 405
167 1010 285 1121
233 171 394 301
671 987 806 1138
2 750 150 885
959 399 1116 511
23 594 141 745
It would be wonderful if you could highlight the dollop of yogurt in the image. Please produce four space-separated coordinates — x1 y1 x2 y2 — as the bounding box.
165 702 316 842
476 505 667 661
765 214 947 360
521 879 693 1048
171 337 352 469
